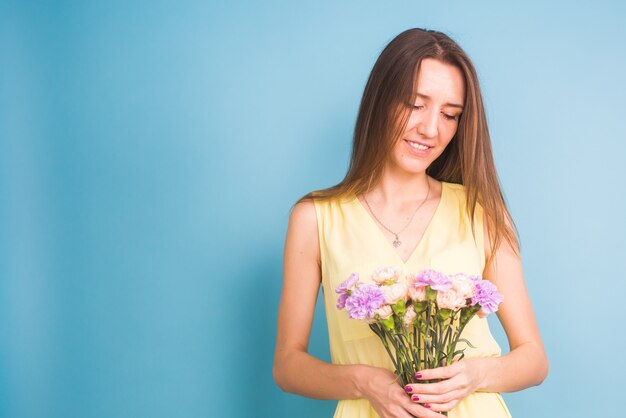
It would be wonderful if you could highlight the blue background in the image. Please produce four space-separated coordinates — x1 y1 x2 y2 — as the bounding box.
1 1 625 417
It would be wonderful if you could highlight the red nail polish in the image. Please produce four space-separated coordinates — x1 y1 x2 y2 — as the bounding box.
415 372 423 379
404 385 413 393
411 395 420 402
424 403 431 409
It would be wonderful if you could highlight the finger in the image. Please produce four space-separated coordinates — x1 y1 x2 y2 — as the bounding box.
404 400 446 418
414 362 461 381
408 389 462 406
386 397 420 418
394 407 419 418
425 400 460 413
404 377 455 395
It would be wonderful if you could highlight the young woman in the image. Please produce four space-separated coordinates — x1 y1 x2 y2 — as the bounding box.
273 28 548 418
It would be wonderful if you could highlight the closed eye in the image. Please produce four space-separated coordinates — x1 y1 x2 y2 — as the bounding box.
443 113 460 121
411 103 460 121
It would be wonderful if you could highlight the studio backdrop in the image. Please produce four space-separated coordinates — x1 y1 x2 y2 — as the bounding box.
1 1 625 417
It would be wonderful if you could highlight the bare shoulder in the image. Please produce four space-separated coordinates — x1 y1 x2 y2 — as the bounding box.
286 198 320 267
289 199 317 235
289 199 318 230
275 198 323 361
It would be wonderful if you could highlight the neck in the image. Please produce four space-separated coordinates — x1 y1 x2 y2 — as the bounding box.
369 167 431 206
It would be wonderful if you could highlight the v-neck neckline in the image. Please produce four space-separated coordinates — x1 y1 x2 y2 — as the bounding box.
353 181 448 266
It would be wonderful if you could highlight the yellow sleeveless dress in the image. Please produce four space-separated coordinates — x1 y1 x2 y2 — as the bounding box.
313 181 512 418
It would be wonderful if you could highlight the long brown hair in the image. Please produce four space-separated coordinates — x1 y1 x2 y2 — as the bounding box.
296 28 521 266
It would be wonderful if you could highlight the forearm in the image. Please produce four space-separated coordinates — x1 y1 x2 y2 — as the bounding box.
273 348 368 400
477 342 549 393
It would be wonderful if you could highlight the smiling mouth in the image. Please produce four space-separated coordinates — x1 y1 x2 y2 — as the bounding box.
404 139 433 150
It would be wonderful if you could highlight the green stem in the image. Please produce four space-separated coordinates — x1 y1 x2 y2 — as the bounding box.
370 324 401 375
433 304 442 368
398 329 419 382
425 302 433 369
393 333 412 385
449 310 477 362
443 311 456 364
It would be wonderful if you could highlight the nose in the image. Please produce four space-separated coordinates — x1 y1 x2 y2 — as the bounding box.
416 108 438 138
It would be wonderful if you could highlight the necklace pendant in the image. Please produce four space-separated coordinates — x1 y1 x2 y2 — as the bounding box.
392 237 402 248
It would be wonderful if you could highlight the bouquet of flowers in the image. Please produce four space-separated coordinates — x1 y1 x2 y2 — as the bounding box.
335 267 503 391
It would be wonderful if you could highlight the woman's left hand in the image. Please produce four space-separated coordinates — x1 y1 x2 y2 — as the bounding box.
403 358 488 413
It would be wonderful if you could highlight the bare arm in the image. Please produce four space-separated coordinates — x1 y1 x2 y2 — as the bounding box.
272 200 365 400
475 211 549 392
273 200 442 418
403 211 549 412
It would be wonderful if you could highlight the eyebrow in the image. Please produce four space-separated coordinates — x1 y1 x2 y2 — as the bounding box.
414 93 464 109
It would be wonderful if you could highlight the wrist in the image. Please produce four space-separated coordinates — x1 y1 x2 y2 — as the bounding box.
474 356 502 392
350 364 374 399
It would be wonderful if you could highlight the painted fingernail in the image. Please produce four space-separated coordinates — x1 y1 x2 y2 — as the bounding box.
404 385 413 393
411 395 420 402
415 372 423 379
424 403 431 409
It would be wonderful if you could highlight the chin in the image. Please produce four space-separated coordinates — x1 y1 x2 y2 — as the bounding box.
399 164 429 175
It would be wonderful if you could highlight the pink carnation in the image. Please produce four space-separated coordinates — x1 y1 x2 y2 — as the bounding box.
404 304 417 326
375 305 393 320
380 282 409 304
371 266 401 285
408 286 426 302
450 274 474 302
436 288 467 310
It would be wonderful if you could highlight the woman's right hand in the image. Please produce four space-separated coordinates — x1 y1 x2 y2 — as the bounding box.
359 366 445 418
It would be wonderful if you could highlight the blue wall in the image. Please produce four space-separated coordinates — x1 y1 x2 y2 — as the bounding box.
1 1 624 417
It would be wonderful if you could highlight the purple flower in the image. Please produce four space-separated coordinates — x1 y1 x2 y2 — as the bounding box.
472 280 504 314
335 273 360 309
412 269 452 291
344 283 385 320
459 272 482 283
336 293 348 310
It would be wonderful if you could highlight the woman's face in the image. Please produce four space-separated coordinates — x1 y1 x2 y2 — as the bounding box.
387 58 466 176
